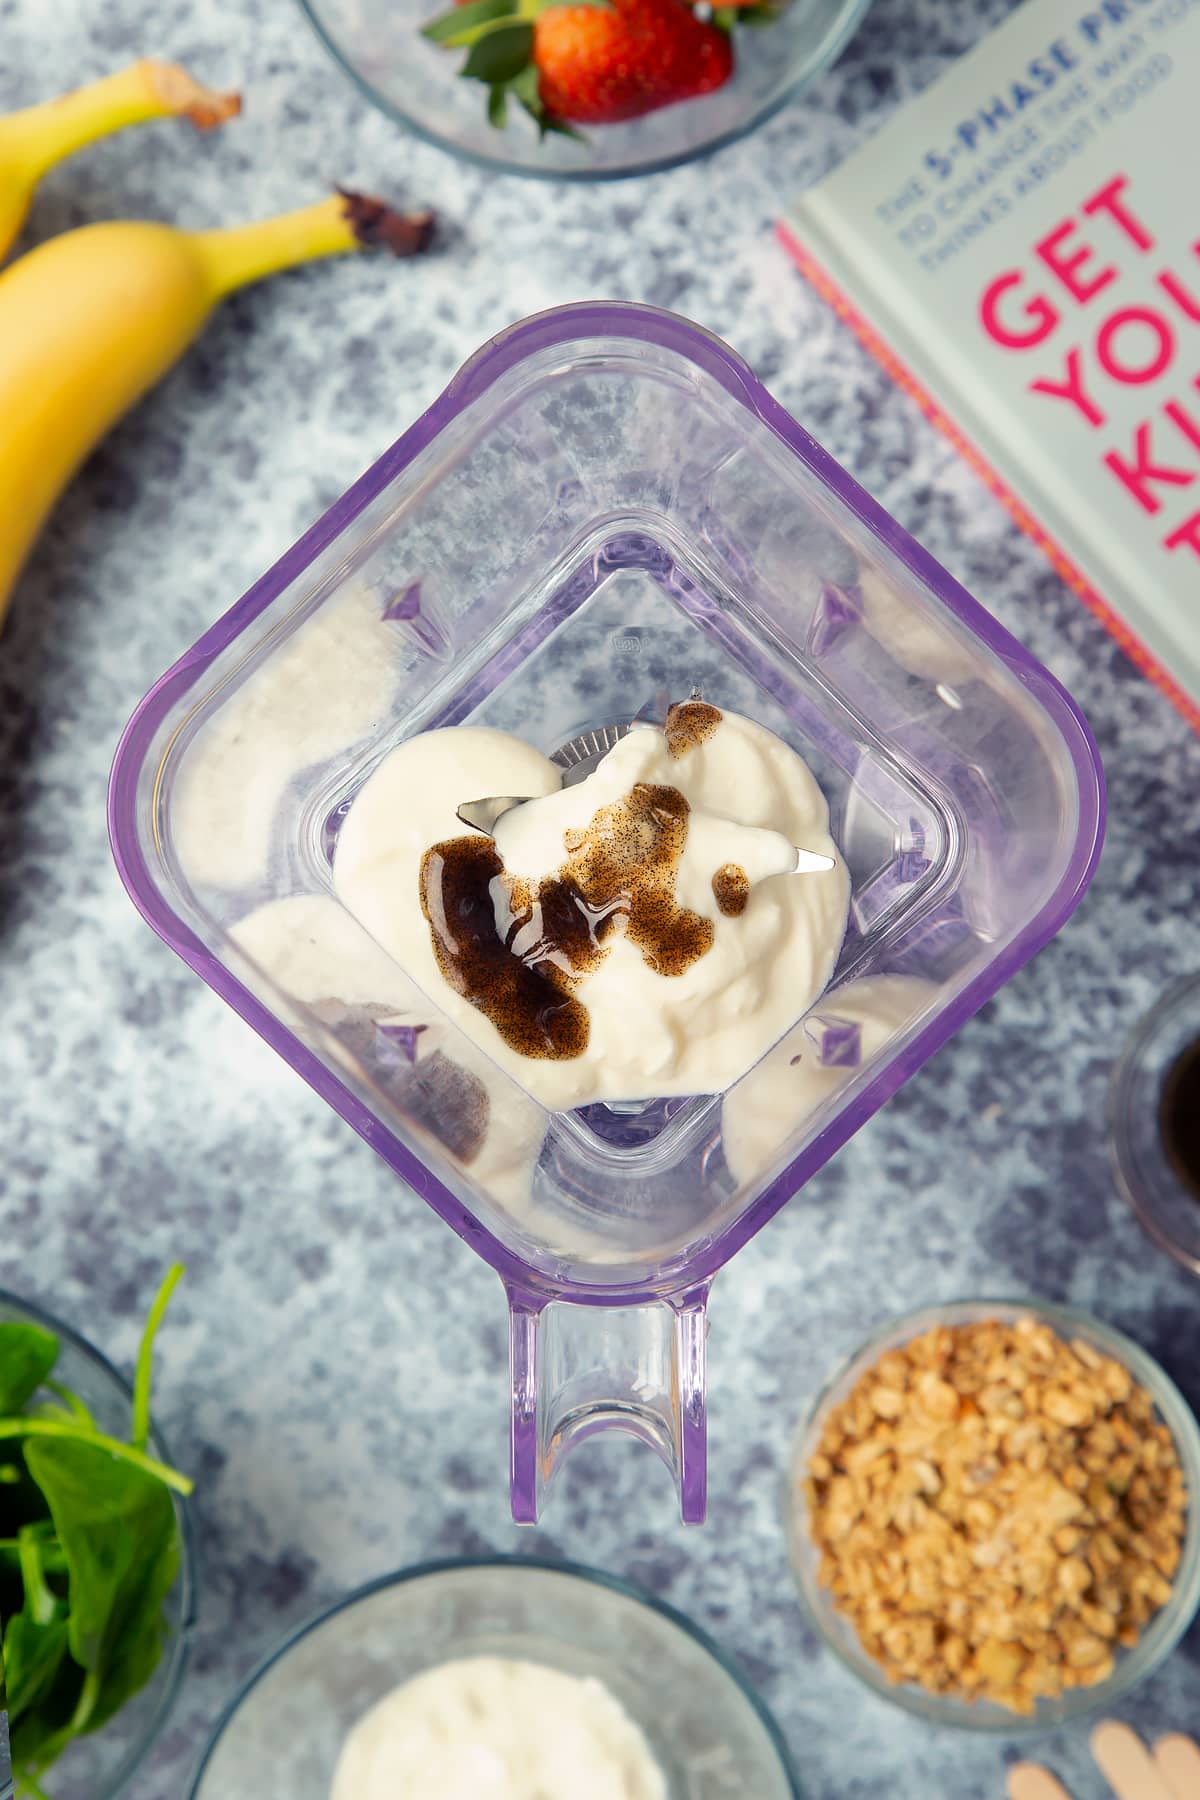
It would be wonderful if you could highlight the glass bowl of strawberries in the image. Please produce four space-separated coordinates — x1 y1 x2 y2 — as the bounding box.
298 0 871 178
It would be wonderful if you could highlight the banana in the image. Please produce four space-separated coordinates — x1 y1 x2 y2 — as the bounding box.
0 60 240 261
0 191 433 626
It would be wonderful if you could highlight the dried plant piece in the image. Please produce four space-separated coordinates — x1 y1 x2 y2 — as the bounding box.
801 1316 1187 1714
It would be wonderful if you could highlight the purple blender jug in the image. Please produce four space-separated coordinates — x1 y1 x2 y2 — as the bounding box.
109 304 1104 1523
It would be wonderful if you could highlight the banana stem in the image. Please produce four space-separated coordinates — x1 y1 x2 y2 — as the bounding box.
194 190 435 299
0 60 240 183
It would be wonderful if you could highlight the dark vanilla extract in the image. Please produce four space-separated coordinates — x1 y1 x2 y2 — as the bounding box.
1159 1037 1200 1202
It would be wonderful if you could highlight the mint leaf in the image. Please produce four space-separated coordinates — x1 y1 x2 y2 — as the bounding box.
461 19 534 83
0 1328 58 1416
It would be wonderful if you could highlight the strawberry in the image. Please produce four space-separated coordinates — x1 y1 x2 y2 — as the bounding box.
423 0 735 133
533 0 732 124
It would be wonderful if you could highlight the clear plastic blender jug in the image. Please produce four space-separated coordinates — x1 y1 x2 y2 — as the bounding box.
109 304 1104 1522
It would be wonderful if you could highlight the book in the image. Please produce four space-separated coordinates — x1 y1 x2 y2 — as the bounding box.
780 0 1200 732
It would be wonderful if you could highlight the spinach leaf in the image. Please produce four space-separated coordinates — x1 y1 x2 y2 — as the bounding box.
23 1438 176 1682
10 1650 86 1785
3 1265 190 1789
130 1263 182 1451
3 1611 68 1723
0 1328 58 1416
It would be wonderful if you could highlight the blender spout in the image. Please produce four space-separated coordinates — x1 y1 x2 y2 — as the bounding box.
506 1283 710 1525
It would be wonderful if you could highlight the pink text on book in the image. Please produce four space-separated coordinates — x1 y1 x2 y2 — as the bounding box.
978 174 1200 563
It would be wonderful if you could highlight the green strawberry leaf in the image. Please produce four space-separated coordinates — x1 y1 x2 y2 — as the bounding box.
461 18 534 82
0 1327 58 1417
541 112 587 141
422 0 514 44
487 82 510 127
509 65 587 140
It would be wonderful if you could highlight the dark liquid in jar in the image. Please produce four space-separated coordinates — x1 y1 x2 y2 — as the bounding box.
1159 1037 1200 1201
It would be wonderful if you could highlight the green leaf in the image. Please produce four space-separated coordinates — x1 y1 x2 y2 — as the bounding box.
509 65 587 140
487 82 509 127
131 1262 184 1451
41 1381 93 1429
0 1420 191 1495
461 18 534 83
0 1327 58 1416
81 1529 177 1737
17 1524 58 1626
11 1653 87 1782
510 61 545 119
4 1610 68 1723
422 0 512 43
15 1764 57 1800
24 1438 177 1677
540 111 587 141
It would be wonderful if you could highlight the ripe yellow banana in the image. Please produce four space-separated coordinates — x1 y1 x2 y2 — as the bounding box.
0 60 239 261
0 191 433 626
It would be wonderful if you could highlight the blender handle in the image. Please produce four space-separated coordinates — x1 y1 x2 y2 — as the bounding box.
506 1283 710 1525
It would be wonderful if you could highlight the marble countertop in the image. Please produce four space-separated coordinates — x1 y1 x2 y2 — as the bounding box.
3 0 1200 1795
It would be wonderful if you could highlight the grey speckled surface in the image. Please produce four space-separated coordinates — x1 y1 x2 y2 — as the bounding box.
2 1 1199 1796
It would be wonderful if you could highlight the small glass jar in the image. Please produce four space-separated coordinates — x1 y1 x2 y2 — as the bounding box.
1109 974 1200 1278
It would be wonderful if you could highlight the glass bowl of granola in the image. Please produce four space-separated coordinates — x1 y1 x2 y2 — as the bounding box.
786 1299 1200 1732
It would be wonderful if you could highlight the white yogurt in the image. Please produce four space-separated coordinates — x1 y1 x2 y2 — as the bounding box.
333 709 849 1109
330 1656 667 1800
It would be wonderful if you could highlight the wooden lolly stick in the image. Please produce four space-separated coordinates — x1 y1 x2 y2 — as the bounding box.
1090 1722 1176 1800
1007 1762 1076 1800
1153 1734 1200 1800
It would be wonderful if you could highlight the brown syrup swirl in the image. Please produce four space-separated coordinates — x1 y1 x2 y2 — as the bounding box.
420 779 719 1060
561 782 714 978
712 862 750 917
664 699 723 759
419 836 590 1060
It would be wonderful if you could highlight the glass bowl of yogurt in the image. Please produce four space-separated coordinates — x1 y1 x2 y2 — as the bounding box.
186 1556 802 1798
110 302 1104 1524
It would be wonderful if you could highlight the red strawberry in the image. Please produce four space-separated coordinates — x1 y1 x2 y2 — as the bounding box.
533 0 732 124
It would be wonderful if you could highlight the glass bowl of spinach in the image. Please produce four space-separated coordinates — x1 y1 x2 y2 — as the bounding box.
0 1269 196 1799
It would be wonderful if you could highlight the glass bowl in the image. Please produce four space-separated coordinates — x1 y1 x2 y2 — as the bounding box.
188 1555 801 1796
1109 974 1200 1278
786 1298 1200 1734
297 0 873 179
0 1290 197 1799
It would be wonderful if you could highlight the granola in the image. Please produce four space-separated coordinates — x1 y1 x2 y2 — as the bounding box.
801 1316 1187 1714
